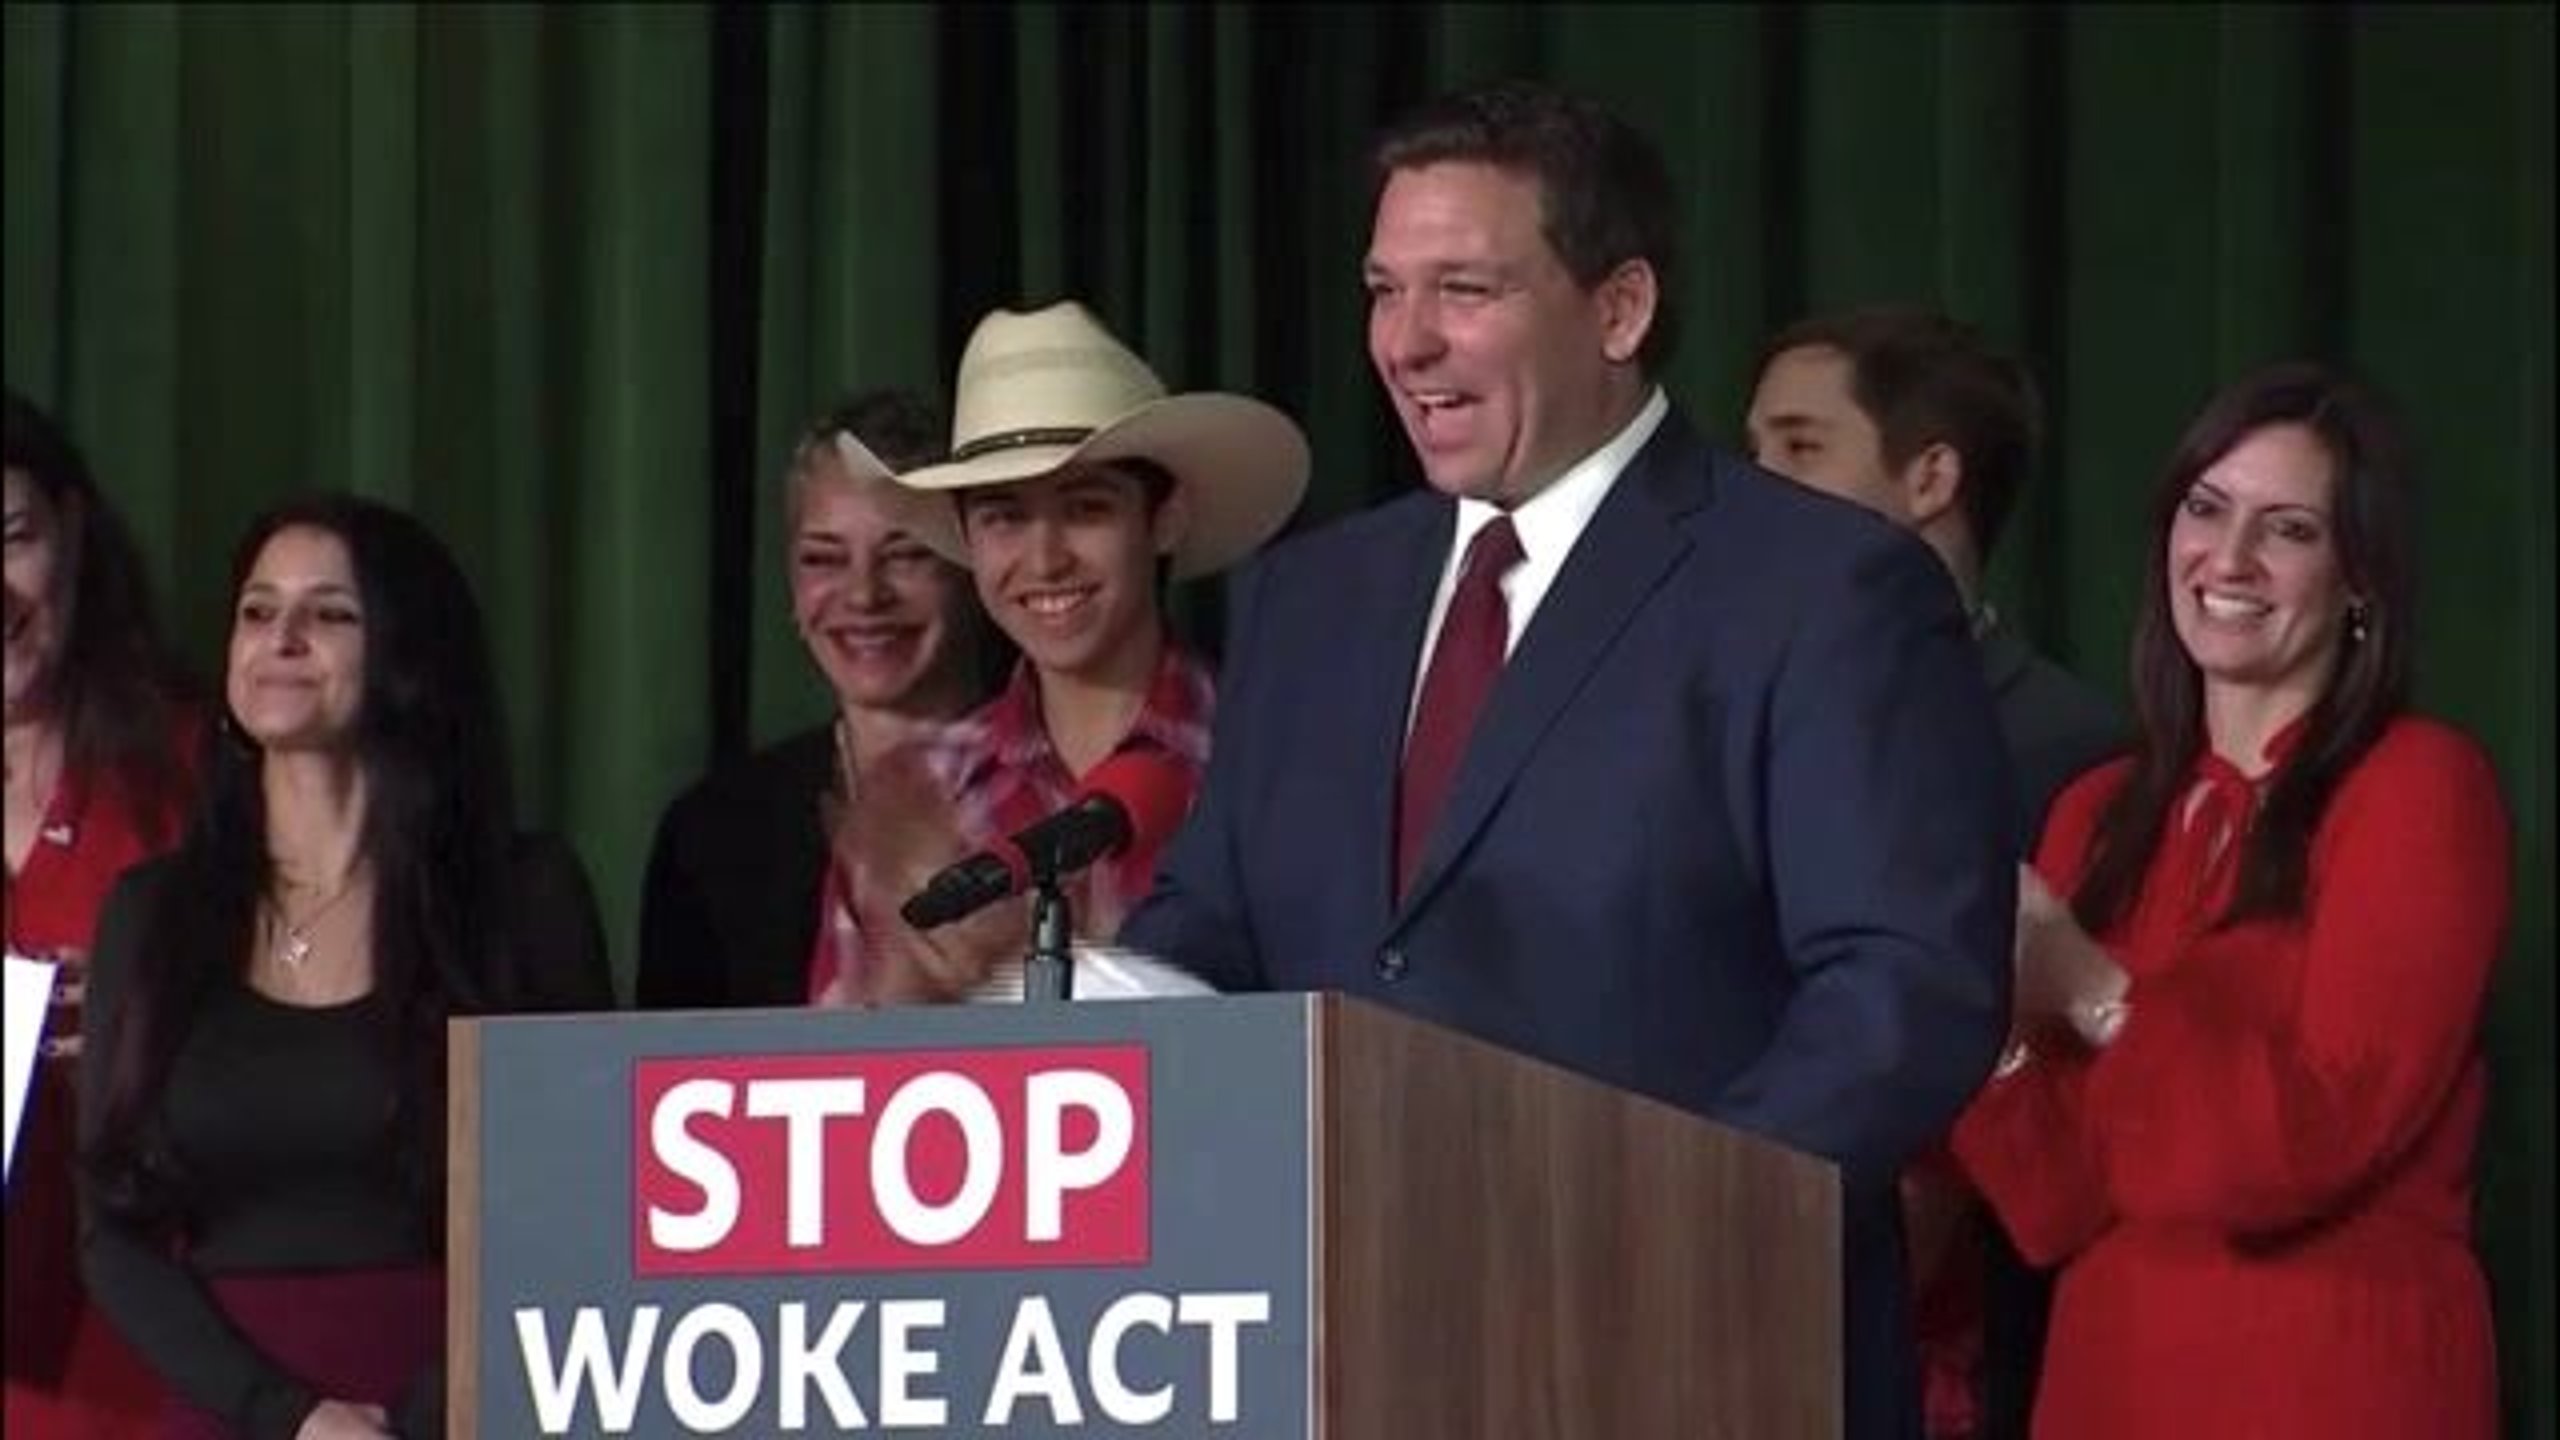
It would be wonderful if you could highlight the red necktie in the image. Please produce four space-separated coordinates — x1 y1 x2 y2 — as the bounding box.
1397 516 1524 899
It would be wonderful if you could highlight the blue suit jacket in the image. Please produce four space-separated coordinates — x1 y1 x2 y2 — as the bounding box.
1123 409 2015 1437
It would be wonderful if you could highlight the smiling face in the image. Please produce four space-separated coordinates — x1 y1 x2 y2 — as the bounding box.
2 468 66 722
956 462 1170 685
2167 421 2354 717
1364 161 1654 508
226 524 368 755
788 458 979 720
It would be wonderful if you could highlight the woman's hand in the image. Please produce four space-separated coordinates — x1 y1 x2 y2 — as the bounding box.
14 947 87 1061
832 744 1027 1005
2013 865 2130 1045
861 892 1031 1006
837 744 973 906
295 1399 392 1439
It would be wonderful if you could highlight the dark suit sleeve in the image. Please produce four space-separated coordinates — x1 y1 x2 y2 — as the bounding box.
505 832 616 1011
1711 531 2016 1187
1119 555 1271 992
77 866 324 1439
1999 654 2127 854
635 799 720 1008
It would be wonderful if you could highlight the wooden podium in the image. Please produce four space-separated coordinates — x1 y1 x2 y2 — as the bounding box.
451 993 1839 1437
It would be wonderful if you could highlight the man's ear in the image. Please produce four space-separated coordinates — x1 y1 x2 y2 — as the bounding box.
1595 258 1659 366
1902 442 1964 528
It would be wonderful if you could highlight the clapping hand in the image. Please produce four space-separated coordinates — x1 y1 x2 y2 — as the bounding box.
36 952 86 1062
2012 864 2129 1043
831 744 1028 1005
295 1399 392 1439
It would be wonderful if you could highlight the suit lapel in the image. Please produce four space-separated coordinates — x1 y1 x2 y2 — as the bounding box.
1391 414 1716 925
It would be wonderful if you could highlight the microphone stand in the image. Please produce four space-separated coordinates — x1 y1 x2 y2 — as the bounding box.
1022 867 1074 1004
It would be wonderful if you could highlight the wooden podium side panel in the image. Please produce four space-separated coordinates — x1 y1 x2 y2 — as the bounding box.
1316 996 1840 1439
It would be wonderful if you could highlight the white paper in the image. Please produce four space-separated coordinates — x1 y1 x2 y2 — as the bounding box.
1070 944 1219 999
965 942 1218 1004
3 953 61 1185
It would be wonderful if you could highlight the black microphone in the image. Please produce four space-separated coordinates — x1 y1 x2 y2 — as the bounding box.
899 750 1192 930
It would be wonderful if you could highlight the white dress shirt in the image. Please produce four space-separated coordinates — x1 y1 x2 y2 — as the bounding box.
1407 387 1670 732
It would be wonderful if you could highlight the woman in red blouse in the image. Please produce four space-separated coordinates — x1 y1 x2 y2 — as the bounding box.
1952 363 2511 1437
5 388 197 1437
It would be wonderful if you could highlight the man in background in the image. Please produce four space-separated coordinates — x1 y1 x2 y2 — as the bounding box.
1748 307 2125 1439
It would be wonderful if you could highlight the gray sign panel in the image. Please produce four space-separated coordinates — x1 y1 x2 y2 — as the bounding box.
467 994 1313 1437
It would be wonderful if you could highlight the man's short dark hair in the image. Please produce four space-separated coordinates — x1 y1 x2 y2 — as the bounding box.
1371 79 1682 372
1758 307 2042 560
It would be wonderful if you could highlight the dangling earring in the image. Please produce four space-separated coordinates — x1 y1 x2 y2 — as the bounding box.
2347 601 2370 646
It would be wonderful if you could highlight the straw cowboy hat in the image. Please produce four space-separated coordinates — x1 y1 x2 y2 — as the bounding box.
846 301 1310 580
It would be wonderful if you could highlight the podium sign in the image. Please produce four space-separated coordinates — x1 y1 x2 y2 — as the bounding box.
454 996 1312 1436
452 993 1841 1438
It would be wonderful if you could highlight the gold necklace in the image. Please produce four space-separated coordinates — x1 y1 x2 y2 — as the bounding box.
268 877 360 971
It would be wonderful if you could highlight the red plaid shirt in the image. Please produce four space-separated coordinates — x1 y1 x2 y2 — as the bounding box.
927 643 1215 940
805 644 1215 1004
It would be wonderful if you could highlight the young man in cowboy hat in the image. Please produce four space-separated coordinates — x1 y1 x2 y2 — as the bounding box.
838 299 1307 999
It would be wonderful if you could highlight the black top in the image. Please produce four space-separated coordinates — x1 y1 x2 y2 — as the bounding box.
155 985 416 1269
635 725 834 1010
78 832 612 1440
1980 617 2127 854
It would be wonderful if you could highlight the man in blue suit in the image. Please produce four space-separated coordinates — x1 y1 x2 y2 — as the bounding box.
1121 80 2015 1438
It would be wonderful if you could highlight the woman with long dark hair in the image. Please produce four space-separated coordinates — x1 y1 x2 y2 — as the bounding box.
1953 363 2511 1436
5 387 197 1438
78 495 611 1439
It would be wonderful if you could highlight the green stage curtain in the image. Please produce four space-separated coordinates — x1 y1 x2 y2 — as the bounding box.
7 6 2548 1432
